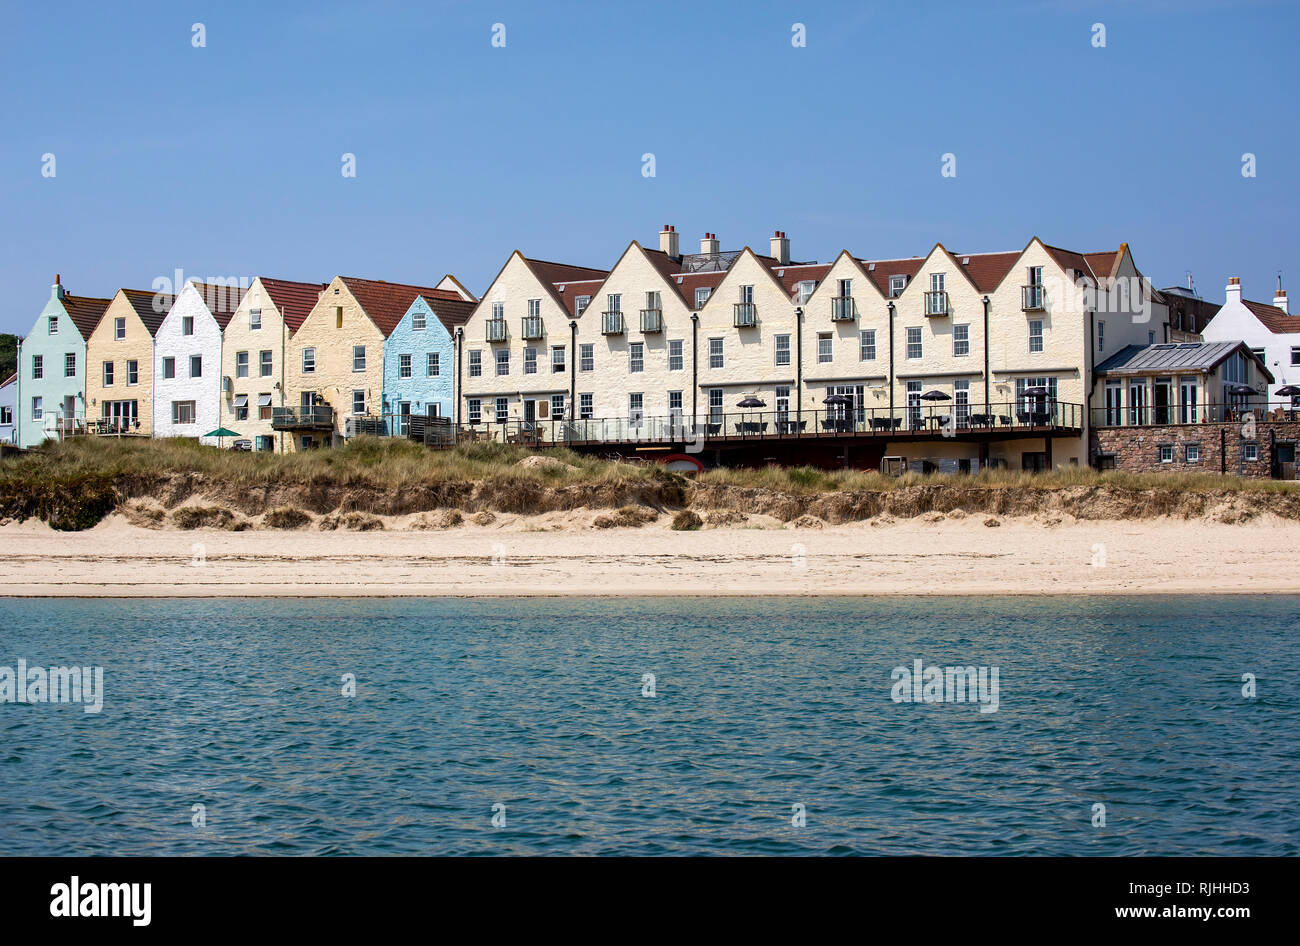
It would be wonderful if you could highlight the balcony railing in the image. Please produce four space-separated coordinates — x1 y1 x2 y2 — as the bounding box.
271 406 335 431
640 308 663 333
486 319 509 342
1091 400 1289 428
830 297 857 322
733 302 757 327
520 316 544 340
923 291 949 316
601 311 625 335
1022 284 1045 311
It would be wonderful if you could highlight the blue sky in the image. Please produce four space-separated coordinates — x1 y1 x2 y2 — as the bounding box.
1 0 1297 335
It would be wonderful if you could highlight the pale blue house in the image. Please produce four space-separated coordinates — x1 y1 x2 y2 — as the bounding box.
381 293 475 434
17 276 111 448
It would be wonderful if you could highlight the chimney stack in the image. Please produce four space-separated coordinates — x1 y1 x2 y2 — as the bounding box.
1275 274 1289 314
1226 276 1242 307
52 273 65 301
770 230 790 266
659 224 679 261
701 232 719 257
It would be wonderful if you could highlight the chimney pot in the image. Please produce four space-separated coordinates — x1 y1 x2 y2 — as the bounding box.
660 224 680 260
770 230 791 266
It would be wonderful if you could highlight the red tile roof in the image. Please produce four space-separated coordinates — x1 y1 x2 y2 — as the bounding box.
60 292 112 340
120 288 173 336
950 251 1022 293
856 257 926 297
1243 299 1300 334
552 279 604 316
524 258 609 287
189 281 248 330
771 263 832 298
338 277 463 337
258 278 326 333
1084 251 1119 281
672 271 730 309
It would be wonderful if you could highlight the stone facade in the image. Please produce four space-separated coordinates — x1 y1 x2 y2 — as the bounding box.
1092 420 1300 478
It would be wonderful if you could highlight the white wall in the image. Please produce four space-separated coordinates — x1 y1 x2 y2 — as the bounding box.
1203 285 1297 400
153 283 224 444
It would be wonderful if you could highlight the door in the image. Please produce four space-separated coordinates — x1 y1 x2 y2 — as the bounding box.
1178 377 1198 425
1153 377 1172 425
954 380 969 428
1128 382 1147 426
399 401 411 436
1104 382 1122 426
906 381 922 429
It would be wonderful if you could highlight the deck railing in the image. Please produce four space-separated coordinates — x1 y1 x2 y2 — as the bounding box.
271 406 335 430
1091 401 1293 428
830 296 857 321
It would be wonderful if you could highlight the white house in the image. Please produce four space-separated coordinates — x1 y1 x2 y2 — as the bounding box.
1202 276 1300 402
0 373 16 444
153 280 246 444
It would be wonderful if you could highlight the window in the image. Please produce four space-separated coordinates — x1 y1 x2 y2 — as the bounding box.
399 353 412 379
352 390 366 415
172 400 196 425
467 399 482 424
302 348 316 373
1243 443 1259 462
1158 444 1174 464
550 394 566 419
629 393 644 427
931 273 945 292
606 293 621 314
31 355 42 380
1291 346 1300 367
579 343 594 372
1185 443 1202 463
234 395 249 421
352 345 366 372
495 397 508 423
906 326 922 360
953 324 970 357
31 397 42 420
955 380 970 427
579 393 593 419
629 342 644 373
427 352 440 377
889 275 907 297
775 334 791 366
709 338 724 369
496 348 510 376
739 285 754 303
127 360 139 385
551 346 565 373
860 329 876 361
115 318 126 340
64 352 75 377
1097 321 1105 352
668 339 683 371
575 295 591 316
695 287 711 308
817 333 832 363
249 309 261 330
528 299 541 318
259 350 272 377
709 388 724 423
1250 347 1265 364
412 309 426 331
468 350 482 377
524 347 537 375
102 361 114 386
335 307 344 329
0 406 10 426
796 280 816 304
48 315 58 334
258 394 272 421
1029 319 1044 353
775 386 790 421
190 355 202 378
236 351 249 378
162 356 175 379
182 316 194 336
1149 331 1155 345
668 390 683 416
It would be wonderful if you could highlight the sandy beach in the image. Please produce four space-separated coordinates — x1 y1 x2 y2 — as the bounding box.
3 511 1298 597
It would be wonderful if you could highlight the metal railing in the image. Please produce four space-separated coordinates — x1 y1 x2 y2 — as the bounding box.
486 319 509 342
733 302 757 327
601 311 625 335
451 401 1083 448
831 297 857 321
640 308 663 333
521 316 544 340
1022 284 1045 311
923 291 948 316
1091 401 1295 428
271 406 335 430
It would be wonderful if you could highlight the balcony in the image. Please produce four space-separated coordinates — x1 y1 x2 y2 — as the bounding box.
830 297 857 322
1022 285 1045 311
639 308 663 333
601 311 625 335
486 319 509 342
521 316 544 340
923 291 949 317
733 302 757 327
271 406 335 431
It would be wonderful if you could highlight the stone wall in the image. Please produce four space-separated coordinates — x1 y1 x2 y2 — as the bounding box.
1092 420 1300 477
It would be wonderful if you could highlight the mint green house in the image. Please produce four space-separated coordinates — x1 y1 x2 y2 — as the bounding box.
17 276 111 447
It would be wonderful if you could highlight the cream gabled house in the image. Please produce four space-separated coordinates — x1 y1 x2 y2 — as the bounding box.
219 277 324 452
85 288 174 436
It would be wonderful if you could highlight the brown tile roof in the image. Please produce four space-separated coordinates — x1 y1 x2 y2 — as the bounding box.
189 281 248 330
949 251 1022 293
1042 244 1095 283
338 277 463 337
770 263 832 298
672 271 730 309
423 295 477 332
120 288 173 336
856 257 926 297
524 258 609 287
258 278 326 334
551 279 604 317
60 292 112 340
1084 251 1119 281
1243 299 1300 335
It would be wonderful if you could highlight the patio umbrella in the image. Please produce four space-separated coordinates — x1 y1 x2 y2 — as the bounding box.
1275 385 1300 397
919 390 951 401
823 394 852 405
1227 383 1256 396
736 397 766 408
204 427 240 448
1021 386 1051 397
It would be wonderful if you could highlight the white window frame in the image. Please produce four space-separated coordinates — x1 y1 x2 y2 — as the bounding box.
236 351 249 378
817 333 832 363
774 334 791 366
427 352 440 377
906 326 922 360
709 337 724 369
352 345 366 372
860 329 876 361
579 344 594 372
1028 319 1044 353
668 339 683 371
953 323 970 357
551 345 566 373
629 342 644 373
468 350 482 377
302 348 316 374
399 353 412 379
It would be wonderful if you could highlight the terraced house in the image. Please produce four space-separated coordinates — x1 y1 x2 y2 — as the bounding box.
84 287 173 436
278 275 472 450
458 229 1177 471
153 280 246 444
220 276 324 452
16 276 111 447
381 284 477 437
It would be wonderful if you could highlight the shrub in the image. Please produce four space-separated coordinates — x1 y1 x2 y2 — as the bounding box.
263 507 311 529
671 510 703 531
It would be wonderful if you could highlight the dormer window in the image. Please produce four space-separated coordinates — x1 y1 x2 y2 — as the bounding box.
695 287 711 308
796 280 816 304
889 275 907 297
575 295 591 316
